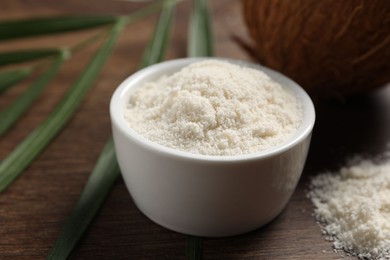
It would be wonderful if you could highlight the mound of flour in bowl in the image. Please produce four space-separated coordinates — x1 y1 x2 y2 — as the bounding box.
125 60 302 156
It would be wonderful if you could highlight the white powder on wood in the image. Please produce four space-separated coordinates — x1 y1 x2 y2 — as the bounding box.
125 60 302 156
308 154 390 259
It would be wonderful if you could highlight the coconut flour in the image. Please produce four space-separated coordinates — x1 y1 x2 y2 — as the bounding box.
308 153 390 259
124 60 302 156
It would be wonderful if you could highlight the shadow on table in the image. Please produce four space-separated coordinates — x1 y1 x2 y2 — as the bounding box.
303 84 390 176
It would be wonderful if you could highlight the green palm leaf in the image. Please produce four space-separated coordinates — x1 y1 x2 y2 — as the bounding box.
186 236 203 260
0 19 125 193
139 0 176 68
187 0 213 57
0 52 67 137
0 68 32 93
0 48 62 66
47 138 120 259
47 1 177 258
0 16 118 41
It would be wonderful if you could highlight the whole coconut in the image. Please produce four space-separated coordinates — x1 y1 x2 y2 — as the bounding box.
242 0 390 97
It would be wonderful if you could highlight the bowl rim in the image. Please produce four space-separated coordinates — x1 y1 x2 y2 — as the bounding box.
110 57 315 163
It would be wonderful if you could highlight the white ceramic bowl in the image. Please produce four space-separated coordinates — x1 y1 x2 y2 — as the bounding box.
110 57 315 237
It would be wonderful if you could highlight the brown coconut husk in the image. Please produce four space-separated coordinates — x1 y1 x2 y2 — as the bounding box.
241 0 390 98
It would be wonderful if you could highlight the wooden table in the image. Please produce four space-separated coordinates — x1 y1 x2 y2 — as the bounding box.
1 1 389 259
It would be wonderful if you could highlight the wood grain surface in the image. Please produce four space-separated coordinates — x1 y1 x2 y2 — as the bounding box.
1 1 390 259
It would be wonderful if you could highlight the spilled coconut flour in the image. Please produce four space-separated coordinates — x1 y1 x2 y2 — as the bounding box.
308 152 390 259
124 60 302 156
